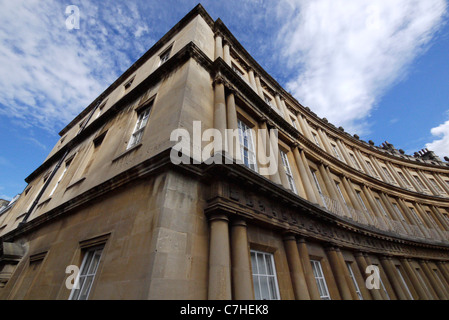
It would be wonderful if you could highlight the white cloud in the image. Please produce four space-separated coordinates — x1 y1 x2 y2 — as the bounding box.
0 0 154 133
426 118 449 158
276 0 447 135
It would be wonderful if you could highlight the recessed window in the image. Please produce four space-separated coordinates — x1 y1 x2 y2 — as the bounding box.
250 250 280 300
96 101 107 119
127 101 153 150
392 203 406 221
382 167 395 183
397 171 411 187
69 245 104 300
290 117 298 130
396 266 413 300
331 144 341 160
237 119 257 172
159 45 172 66
263 94 273 107
231 63 244 78
347 262 363 300
349 153 361 170
311 169 327 209
429 178 443 193
311 260 331 300
413 175 427 190
124 76 135 90
48 158 73 197
280 150 297 194
312 133 321 148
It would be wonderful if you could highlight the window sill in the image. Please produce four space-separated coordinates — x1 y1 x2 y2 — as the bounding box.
112 143 142 163
37 197 52 209
66 177 86 191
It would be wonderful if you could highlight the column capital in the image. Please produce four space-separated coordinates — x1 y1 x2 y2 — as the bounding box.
282 232 297 242
214 30 224 38
207 212 229 223
231 217 247 228
325 244 341 252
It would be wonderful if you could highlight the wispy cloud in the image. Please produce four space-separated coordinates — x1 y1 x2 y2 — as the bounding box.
0 0 153 133
276 0 447 135
426 116 449 158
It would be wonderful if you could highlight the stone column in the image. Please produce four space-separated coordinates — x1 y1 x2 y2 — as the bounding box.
370 155 389 183
362 186 386 229
297 238 321 300
274 94 285 117
300 151 326 208
231 218 254 300
317 129 333 155
402 166 423 192
297 114 313 141
436 261 449 287
283 234 310 300
430 206 449 231
280 100 293 125
386 162 405 188
364 255 390 300
223 40 231 65
401 258 429 300
254 74 264 97
354 149 370 175
326 246 353 300
380 256 408 300
417 170 439 195
336 139 352 165
292 147 317 203
248 69 257 91
208 213 232 300
419 260 448 300
226 91 241 162
433 173 449 194
278 149 291 190
258 120 281 183
214 32 223 60
213 77 227 155
354 252 380 300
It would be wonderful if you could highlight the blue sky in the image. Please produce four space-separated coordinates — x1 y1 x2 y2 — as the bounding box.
0 0 448 201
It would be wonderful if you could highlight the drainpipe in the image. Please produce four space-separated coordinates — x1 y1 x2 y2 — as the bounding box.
19 97 104 226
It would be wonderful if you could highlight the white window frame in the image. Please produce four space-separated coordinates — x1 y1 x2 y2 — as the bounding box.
346 262 363 300
335 182 347 206
312 132 321 148
409 207 423 225
159 45 172 66
375 197 388 217
69 246 104 300
250 250 280 300
238 119 258 172
290 117 298 130
331 144 341 161
311 169 327 209
392 203 406 221
382 167 395 183
398 171 411 187
396 266 413 300
429 178 443 193
356 191 369 213
127 104 152 150
280 150 297 194
310 260 331 300
349 153 361 170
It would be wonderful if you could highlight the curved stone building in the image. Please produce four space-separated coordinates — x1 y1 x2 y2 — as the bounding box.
1 4 449 300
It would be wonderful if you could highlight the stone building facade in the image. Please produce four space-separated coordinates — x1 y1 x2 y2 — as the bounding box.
1 4 449 300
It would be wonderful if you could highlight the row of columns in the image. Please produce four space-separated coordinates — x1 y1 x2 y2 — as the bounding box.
208 212 449 300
